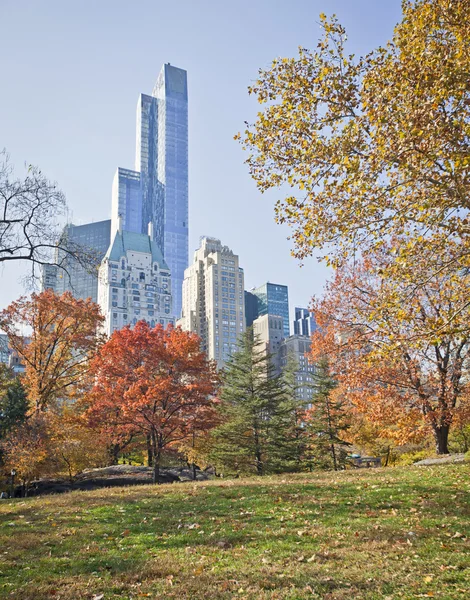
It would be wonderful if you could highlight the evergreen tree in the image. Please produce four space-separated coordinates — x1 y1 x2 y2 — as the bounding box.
267 353 308 473
209 327 285 476
306 357 351 471
0 375 29 438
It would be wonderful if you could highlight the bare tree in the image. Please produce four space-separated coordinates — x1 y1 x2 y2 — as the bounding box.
0 150 97 285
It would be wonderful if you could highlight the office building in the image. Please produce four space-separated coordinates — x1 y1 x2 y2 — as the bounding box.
293 307 317 336
244 290 259 328
98 221 173 337
178 237 245 369
251 282 290 338
112 63 188 319
111 168 142 238
253 313 284 371
42 220 111 304
279 335 316 404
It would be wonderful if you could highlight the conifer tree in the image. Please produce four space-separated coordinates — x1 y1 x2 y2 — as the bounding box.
306 357 351 471
210 327 285 476
267 353 308 473
0 375 28 438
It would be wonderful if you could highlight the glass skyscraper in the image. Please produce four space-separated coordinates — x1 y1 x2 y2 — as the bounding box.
251 282 290 338
112 63 188 319
43 220 111 303
111 168 142 237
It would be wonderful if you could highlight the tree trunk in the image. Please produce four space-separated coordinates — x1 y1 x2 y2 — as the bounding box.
433 425 450 455
153 454 160 484
146 435 153 467
330 443 338 471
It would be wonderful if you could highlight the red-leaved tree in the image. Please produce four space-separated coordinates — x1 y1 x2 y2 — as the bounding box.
86 321 219 483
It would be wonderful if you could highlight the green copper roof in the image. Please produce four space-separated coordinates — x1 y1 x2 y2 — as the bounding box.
105 230 169 271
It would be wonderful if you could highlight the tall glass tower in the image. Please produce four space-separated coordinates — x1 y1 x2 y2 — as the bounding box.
153 64 189 319
113 63 188 319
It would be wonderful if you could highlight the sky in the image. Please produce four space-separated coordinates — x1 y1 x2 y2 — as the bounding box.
0 0 403 326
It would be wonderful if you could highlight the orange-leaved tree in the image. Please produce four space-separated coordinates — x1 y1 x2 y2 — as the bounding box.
310 247 470 455
0 290 103 414
87 321 219 483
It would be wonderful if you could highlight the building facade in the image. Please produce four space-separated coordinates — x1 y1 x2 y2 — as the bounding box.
98 223 173 337
178 237 245 368
293 307 317 337
278 335 315 404
42 220 111 304
111 63 188 320
251 282 290 338
111 168 142 238
253 313 284 370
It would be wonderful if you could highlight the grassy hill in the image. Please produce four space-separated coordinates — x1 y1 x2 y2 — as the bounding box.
0 464 468 599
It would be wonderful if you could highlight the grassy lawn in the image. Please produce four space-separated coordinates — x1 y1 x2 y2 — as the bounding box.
0 465 468 599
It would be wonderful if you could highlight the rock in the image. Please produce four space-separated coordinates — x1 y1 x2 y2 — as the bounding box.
414 454 466 466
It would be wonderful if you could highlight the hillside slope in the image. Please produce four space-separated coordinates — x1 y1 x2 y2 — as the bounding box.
0 465 468 599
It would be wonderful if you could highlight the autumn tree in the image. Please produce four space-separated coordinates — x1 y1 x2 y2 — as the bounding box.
310 246 470 455
86 321 218 483
0 290 103 414
240 0 470 330
305 357 351 471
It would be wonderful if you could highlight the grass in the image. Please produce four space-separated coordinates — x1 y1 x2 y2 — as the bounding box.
0 464 469 599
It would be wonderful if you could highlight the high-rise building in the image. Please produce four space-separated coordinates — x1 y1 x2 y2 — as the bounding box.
112 63 188 319
42 220 111 303
178 237 245 369
98 222 173 337
293 307 317 337
253 313 284 370
153 65 188 320
244 290 259 328
278 335 315 404
111 168 142 238
251 282 290 338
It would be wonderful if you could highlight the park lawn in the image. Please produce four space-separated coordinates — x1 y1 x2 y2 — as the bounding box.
0 465 468 600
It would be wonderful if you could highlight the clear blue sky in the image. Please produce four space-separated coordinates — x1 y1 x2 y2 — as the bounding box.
0 0 402 324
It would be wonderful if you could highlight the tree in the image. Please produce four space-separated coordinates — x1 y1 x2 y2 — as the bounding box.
305 358 351 471
86 321 218 483
310 247 470 455
0 376 28 438
240 0 470 292
210 328 290 476
0 150 98 281
0 290 103 414
48 405 109 483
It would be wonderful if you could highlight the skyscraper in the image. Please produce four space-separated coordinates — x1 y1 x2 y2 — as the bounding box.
42 220 111 303
251 282 290 338
178 237 245 369
293 307 317 337
112 63 188 319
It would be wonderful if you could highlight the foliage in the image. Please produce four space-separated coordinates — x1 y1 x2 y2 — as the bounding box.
87 321 219 483
0 465 469 599
0 290 104 413
47 405 109 482
240 0 470 275
209 328 293 476
305 357 351 470
1 415 51 489
310 248 470 455
0 377 28 438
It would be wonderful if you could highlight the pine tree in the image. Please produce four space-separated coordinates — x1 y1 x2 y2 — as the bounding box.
0 376 29 438
210 327 285 476
267 353 308 473
306 357 351 471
